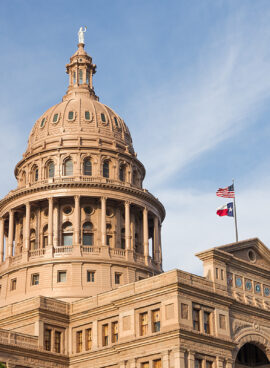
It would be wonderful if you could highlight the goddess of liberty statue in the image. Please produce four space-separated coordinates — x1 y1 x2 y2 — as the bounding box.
78 26 87 44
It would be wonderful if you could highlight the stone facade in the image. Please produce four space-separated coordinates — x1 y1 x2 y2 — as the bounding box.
0 41 269 367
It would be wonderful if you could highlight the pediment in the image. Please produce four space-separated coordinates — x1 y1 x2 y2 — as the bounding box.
217 238 270 270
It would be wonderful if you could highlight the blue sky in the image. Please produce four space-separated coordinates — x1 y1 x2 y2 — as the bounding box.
1 0 270 274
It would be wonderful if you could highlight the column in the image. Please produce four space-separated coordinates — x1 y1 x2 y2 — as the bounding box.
154 216 159 262
125 201 131 250
53 200 59 247
24 202 30 251
130 213 135 251
188 351 195 368
143 207 149 263
162 351 170 368
101 197 106 246
0 218 4 263
174 348 186 368
8 210 14 257
48 197 53 247
74 195 80 245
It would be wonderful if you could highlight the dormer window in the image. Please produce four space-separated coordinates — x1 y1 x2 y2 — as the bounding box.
85 111 90 120
101 113 106 122
114 117 119 127
40 117 46 128
68 111 74 121
53 113 58 123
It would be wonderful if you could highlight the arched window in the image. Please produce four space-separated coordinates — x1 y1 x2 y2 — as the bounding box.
47 161 55 178
82 222 93 246
119 165 126 182
79 69 83 84
43 225 48 248
30 229 36 250
64 158 73 176
21 171 26 186
103 160 109 178
62 222 73 246
31 165 39 183
83 159 92 176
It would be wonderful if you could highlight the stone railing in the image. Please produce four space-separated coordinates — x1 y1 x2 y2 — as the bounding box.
29 248 46 257
54 246 73 255
10 254 22 265
0 328 38 350
81 246 101 254
111 248 126 257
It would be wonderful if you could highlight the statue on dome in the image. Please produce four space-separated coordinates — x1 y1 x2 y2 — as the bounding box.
78 26 87 44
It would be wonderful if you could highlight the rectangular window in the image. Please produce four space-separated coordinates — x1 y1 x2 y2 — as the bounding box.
193 308 200 331
31 273 39 286
57 271 67 283
206 361 213 368
152 309 160 332
153 360 162 368
44 329 51 351
106 234 112 246
10 278 17 291
76 330 83 353
221 269 224 280
215 268 218 279
140 312 148 336
85 328 92 351
112 321 118 343
53 113 58 123
204 311 211 334
195 359 202 368
87 271 95 283
54 331 61 353
63 234 73 246
102 324 109 346
141 363 149 368
115 272 121 285
79 69 83 84
83 234 93 245
73 71 76 84
68 111 74 120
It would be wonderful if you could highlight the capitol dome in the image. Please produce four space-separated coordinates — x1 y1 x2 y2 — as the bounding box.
0 39 165 306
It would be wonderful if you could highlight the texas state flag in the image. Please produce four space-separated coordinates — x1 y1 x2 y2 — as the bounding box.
216 202 234 217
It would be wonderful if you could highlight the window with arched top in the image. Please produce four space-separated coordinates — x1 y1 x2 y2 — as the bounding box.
83 159 92 176
30 229 36 250
64 158 73 176
82 222 93 246
79 69 83 84
43 224 48 248
62 221 73 246
103 160 109 178
47 161 55 178
31 165 39 183
119 165 126 182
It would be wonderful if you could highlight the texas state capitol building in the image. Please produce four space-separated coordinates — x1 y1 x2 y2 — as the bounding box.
0 35 269 368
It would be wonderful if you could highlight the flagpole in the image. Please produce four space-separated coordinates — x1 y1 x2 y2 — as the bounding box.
232 179 239 242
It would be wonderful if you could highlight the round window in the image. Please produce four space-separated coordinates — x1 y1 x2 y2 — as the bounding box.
84 206 93 215
63 206 72 215
255 284 261 293
106 208 113 217
248 249 256 262
40 117 46 128
264 287 270 296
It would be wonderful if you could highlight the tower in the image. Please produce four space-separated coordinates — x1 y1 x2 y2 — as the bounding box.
0 37 165 306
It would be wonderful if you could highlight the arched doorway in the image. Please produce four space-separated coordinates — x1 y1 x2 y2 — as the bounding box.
236 343 269 367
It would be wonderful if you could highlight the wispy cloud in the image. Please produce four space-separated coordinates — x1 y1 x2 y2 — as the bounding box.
131 9 270 189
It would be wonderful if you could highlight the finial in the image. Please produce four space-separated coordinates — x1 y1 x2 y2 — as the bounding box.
78 26 87 45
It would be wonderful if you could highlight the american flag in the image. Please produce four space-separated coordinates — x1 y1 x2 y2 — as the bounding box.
216 184 235 198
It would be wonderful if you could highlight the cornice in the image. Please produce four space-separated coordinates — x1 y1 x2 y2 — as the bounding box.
0 181 165 220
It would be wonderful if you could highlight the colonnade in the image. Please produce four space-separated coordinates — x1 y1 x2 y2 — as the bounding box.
0 196 162 267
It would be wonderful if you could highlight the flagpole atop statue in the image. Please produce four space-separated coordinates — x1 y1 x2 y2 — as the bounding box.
232 179 239 242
